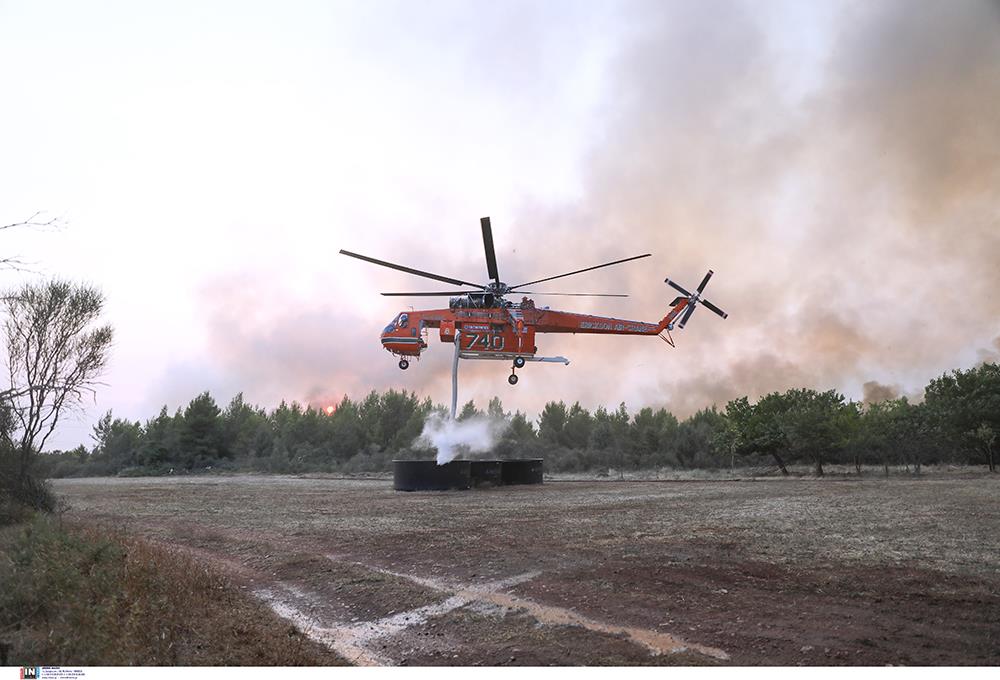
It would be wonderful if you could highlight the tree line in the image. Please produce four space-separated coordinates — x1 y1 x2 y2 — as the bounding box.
39 362 1000 477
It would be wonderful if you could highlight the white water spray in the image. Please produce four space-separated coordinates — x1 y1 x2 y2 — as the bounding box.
418 413 504 465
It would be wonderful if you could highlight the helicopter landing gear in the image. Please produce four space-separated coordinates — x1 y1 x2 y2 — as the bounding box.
509 356 525 385
398 359 409 370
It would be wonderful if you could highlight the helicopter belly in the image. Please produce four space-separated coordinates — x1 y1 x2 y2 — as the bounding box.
381 337 424 356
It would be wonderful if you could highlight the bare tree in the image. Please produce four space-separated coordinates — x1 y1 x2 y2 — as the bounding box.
0 280 113 506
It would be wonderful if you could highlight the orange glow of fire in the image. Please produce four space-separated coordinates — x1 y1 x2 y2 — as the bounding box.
325 405 335 416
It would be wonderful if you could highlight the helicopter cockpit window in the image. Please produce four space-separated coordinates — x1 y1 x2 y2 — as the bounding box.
382 313 401 335
398 313 409 329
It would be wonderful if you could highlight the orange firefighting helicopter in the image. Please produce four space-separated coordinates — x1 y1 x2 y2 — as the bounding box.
339 217 727 386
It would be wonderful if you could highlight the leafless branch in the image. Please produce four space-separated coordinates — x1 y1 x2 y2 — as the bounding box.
1 211 65 232
0 213 67 274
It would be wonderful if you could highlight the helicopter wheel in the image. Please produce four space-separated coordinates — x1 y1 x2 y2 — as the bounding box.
398 359 409 370
508 373 518 386
513 356 526 368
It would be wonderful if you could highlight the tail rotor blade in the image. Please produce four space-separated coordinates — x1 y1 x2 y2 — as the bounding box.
481 216 500 286
697 269 714 293
665 278 692 297
701 298 728 319
678 303 697 329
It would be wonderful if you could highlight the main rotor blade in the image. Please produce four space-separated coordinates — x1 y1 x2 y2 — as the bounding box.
380 291 482 296
511 253 651 289
339 250 486 289
697 269 714 293
700 298 728 319
513 291 628 297
678 303 697 329
481 216 500 287
664 277 691 297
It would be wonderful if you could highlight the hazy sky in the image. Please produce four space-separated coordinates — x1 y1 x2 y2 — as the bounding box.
1 0 997 450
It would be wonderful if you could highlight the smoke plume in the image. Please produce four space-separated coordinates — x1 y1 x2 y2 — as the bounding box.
501 0 1000 414
862 381 901 406
176 1 1000 421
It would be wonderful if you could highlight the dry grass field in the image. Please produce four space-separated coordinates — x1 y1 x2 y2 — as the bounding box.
53 473 1000 666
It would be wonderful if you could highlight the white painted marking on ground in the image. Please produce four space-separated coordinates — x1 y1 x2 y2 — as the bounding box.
256 586 389 666
258 557 729 665
258 582 474 666
355 560 729 661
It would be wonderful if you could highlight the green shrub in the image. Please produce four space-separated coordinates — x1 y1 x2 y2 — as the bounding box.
0 515 346 666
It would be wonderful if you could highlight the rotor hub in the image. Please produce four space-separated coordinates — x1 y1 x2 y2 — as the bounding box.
487 281 510 296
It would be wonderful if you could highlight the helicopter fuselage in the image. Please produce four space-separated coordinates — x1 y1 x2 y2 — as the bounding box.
380 297 679 360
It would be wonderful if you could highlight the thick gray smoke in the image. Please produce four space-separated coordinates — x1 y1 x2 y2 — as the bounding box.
502 0 1000 415
182 1 1000 419
862 381 901 406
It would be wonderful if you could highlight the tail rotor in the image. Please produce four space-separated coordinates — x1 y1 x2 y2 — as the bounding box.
665 270 728 329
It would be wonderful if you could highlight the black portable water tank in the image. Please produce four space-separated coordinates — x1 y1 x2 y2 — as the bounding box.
392 460 472 491
500 458 544 485
469 460 503 488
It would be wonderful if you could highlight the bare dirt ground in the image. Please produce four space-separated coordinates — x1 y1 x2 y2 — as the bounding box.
53 474 1000 666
